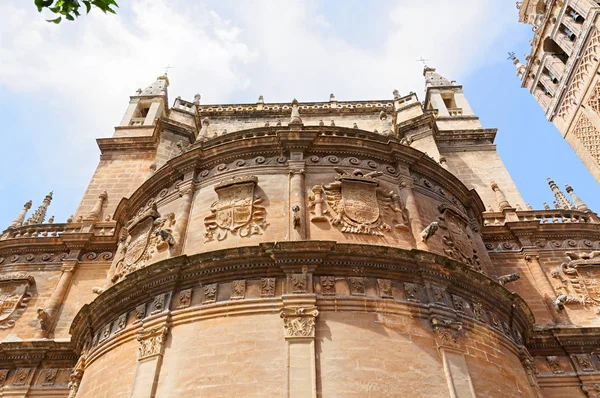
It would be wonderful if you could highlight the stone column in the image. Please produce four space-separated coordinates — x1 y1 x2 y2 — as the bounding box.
280 296 318 398
131 321 170 398
398 177 428 250
524 254 561 324
289 156 306 241
36 259 77 339
173 174 195 255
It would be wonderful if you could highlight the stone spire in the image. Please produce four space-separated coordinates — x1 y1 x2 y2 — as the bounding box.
87 191 107 221
289 99 303 125
424 66 453 88
565 184 588 211
547 178 573 209
491 182 511 211
25 192 53 225
138 74 169 97
9 200 32 228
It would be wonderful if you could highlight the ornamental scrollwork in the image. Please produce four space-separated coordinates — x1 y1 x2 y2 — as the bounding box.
280 306 319 339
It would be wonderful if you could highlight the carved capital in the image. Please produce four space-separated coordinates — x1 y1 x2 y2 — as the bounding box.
431 316 463 350
136 325 170 360
280 306 319 339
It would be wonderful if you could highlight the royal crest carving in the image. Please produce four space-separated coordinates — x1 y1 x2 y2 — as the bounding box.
0 273 34 329
204 176 268 242
438 206 481 270
557 252 600 306
320 168 405 235
280 306 319 339
109 204 176 284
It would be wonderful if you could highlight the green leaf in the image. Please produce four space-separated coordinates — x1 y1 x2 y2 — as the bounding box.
47 16 62 23
83 1 91 13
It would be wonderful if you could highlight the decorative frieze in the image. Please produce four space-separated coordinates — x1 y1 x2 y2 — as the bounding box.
547 356 564 374
151 293 166 315
0 370 8 386
134 304 146 323
280 307 319 339
12 368 31 386
116 313 127 332
41 368 58 386
320 276 336 295
377 279 393 298
404 282 420 302
292 274 307 293
261 278 275 297
178 288 192 309
231 280 246 300
137 325 170 360
573 354 595 372
349 277 365 295
203 283 217 304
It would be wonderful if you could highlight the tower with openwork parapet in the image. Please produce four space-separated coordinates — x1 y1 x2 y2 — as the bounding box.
515 0 600 182
0 69 599 397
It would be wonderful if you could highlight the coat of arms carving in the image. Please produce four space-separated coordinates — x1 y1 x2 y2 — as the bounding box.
0 273 34 329
438 205 481 271
103 204 176 288
316 167 407 236
555 251 600 306
204 176 268 242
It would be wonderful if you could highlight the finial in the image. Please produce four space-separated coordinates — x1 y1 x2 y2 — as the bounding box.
257 95 264 104
319 120 324 126
67 215 74 223
48 216 54 224
393 89 400 100
329 93 336 101
25 192 53 225
526 203 533 210
353 123 358 129
491 182 511 211
9 200 33 228
543 202 551 210
276 120 282 126
547 177 573 209
87 191 107 221
193 94 201 105
330 120 336 127
565 184 588 211
289 99 303 125
136 88 142 95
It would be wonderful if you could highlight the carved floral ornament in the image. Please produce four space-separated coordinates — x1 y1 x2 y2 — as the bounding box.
309 167 408 236
137 325 170 360
0 273 35 329
204 175 268 242
280 306 319 339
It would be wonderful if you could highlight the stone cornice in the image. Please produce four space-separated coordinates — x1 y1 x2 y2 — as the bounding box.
0 340 77 368
528 326 600 354
69 241 535 353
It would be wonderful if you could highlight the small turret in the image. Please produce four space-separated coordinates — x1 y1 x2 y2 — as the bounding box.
9 200 32 228
119 74 169 127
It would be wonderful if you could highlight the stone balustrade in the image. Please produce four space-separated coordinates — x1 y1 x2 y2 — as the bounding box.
0 223 67 240
483 208 599 226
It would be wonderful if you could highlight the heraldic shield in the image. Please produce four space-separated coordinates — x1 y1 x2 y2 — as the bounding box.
580 269 600 304
204 175 268 242
341 180 380 225
0 274 34 329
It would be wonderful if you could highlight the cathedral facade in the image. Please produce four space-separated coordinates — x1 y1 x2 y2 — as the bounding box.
0 67 599 397
516 0 600 183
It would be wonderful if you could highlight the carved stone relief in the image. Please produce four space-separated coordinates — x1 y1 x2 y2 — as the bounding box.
0 370 8 386
431 316 463 350
547 356 564 374
320 276 336 295
280 307 319 339
404 283 420 302
377 279 393 298
292 274 307 293
203 284 217 304
317 168 406 236
204 176 268 242
554 252 600 306
178 289 192 309
0 273 34 329
41 368 58 386
137 325 170 360
573 354 595 372
12 368 31 386
261 278 275 297
151 293 166 315
68 355 85 398
438 206 481 271
134 304 146 323
231 280 246 300
349 277 365 295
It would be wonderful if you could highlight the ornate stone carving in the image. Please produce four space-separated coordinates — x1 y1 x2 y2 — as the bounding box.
349 277 365 295
421 221 439 242
431 316 463 350
151 293 166 315
42 368 58 386
0 273 34 329
498 273 520 286
308 186 328 222
292 274 307 293
430 286 447 305
280 307 319 339
137 325 170 360
321 168 405 235
110 205 176 284
438 206 481 270
547 356 564 374
557 252 600 306
68 355 85 398
404 283 420 302
231 280 246 300
574 354 595 372
204 176 268 242
377 279 393 298
13 368 31 386
520 351 539 388
100 323 111 341
116 313 127 331
472 302 484 320
203 283 217 303
134 304 146 322
452 295 466 313
0 369 8 386
178 288 192 308
320 276 336 295
261 278 275 297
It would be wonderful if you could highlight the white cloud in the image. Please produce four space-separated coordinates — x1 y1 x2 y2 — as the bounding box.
0 0 522 225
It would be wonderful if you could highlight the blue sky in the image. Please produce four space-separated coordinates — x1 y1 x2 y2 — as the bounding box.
0 0 598 228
